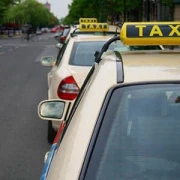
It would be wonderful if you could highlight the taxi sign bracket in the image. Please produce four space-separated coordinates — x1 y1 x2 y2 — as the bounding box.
71 28 79 37
95 36 120 63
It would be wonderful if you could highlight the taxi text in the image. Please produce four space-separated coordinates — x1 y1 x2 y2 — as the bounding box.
79 18 98 23
80 23 109 31
126 24 180 38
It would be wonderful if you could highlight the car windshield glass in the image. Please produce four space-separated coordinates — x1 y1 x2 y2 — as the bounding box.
69 41 107 66
85 84 180 180
69 40 162 66
63 28 70 36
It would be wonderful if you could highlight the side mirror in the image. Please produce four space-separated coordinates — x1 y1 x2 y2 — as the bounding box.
56 43 63 49
38 99 69 121
41 56 55 66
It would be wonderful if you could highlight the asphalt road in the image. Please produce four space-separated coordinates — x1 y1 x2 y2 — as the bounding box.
0 33 59 180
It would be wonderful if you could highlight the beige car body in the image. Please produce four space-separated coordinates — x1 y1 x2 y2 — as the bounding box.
45 50 180 180
46 35 121 131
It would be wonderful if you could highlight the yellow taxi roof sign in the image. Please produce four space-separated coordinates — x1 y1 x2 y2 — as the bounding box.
79 18 98 24
79 23 109 32
120 22 180 45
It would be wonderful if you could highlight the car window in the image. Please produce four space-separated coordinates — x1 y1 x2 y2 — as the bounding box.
62 28 70 36
85 84 180 180
69 40 162 67
69 41 107 66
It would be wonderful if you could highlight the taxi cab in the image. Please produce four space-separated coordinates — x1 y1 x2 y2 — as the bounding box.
40 19 163 143
38 21 180 180
40 20 124 143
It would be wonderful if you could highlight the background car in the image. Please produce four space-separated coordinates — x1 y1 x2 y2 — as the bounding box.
58 26 70 43
36 28 42 35
54 26 70 42
41 27 50 33
38 21 180 180
50 27 57 33
41 34 119 143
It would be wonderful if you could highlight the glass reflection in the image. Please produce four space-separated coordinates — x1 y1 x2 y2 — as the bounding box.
41 56 55 66
40 101 65 119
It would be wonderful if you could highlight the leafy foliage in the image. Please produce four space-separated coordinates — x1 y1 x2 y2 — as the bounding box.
1 0 59 27
63 0 143 24
0 0 20 24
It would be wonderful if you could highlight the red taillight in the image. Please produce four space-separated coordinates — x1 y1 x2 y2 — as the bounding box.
60 36 66 43
57 76 79 100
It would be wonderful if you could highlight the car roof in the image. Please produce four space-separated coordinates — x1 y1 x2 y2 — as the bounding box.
122 51 180 83
47 49 180 180
69 34 116 42
101 50 180 83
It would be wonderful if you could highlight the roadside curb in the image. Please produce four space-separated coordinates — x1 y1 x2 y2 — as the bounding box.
0 35 22 39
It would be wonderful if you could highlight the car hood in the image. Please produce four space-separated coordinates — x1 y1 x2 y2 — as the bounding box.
67 66 92 88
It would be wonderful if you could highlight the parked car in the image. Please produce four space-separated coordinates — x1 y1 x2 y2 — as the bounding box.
40 21 164 143
40 22 122 143
58 26 70 43
36 28 42 35
54 26 70 42
41 27 50 33
50 27 57 33
38 21 180 180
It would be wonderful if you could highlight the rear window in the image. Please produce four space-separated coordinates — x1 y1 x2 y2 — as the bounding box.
69 40 162 66
69 41 106 66
85 84 180 180
62 28 70 36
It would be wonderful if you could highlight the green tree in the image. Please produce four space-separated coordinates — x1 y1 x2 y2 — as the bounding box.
0 0 20 24
4 0 58 27
63 0 143 24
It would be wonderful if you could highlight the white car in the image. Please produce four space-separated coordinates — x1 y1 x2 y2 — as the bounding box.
38 21 180 180
36 28 42 35
41 35 120 143
40 22 163 143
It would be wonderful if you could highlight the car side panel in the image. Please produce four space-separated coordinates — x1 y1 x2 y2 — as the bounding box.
46 56 118 180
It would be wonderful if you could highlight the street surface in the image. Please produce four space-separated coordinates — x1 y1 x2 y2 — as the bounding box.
0 33 59 180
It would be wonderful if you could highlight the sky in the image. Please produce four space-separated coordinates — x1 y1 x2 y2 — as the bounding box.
38 0 72 19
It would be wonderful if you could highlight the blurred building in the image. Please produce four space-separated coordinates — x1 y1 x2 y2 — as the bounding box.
142 0 180 21
44 1 51 11
174 0 180 20
105 0 180 23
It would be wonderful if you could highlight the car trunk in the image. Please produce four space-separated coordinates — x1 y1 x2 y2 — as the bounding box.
67 66 92 88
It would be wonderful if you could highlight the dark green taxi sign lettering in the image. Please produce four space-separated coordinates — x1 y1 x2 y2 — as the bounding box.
79 18 98 24
79 23 109 32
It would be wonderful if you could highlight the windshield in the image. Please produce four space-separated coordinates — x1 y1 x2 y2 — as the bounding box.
85 84 180 180
69 41 162 66
69 41 106 66
62 28 70 36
